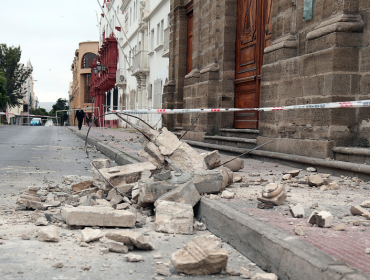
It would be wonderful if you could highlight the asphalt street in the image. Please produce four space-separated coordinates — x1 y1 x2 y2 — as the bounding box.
0 125 264 280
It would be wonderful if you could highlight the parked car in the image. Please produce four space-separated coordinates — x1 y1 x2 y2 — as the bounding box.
30 118 42 126
45 120 54 126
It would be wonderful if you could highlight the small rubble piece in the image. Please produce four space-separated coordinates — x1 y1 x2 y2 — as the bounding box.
104 241 129 254
93 162 156 191
294 226 305 236
125 253 144 262
155 201 193 234
105 231 155 250
306 167 316 172
202 150 221 170
116 203 130 210
289 204 305 218
327 182 339 190
350 205 370 216
221 190 235 199
282 174 292 180
360 201 370 208
171 235 228 275
193 221 207 231
107 188 124 205
282 169 300 177
252 273 278 280
52 262 64 269
80 228 104 243
21 234 30 240
91 158 111 170
222 156 244 172
100 247 109 254
257 202 274 209
307 174 325 187
156 260 171 276
154 181 201 207
38 226 59 242
81 265 91 271
35 217 49 226
61 206 136 228
308 211 333 228
233 174 242 182
240 267 253 278
225 267 240 276
16 186 42 210
71 180 93 193
257 183 287 206
365 248 370 254
334 224 346 231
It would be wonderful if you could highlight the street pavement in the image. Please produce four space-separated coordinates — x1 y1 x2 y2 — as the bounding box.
0 125 267 280
70 125 370 278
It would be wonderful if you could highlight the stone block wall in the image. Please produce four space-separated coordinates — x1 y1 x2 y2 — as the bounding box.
163 0 237 136
259 0 370 158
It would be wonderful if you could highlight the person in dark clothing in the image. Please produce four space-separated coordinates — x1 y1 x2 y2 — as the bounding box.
74 107 85 130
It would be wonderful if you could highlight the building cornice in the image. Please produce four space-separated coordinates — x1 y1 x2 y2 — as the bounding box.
146 0 167 20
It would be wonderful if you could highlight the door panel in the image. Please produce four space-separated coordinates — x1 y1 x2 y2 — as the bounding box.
234 0 272 129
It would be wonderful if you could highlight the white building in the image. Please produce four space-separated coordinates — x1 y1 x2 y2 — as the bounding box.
98 0 170 128
6 59 35 125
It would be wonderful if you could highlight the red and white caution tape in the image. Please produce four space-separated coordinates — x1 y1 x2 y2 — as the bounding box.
112 100 370 115
0 112 55 118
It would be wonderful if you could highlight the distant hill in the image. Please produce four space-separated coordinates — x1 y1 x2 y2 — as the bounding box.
39 102 54 112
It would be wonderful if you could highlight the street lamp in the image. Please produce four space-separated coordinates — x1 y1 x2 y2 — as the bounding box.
93 61 118 76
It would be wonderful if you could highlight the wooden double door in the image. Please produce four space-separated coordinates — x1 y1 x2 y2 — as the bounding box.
234 0 272 129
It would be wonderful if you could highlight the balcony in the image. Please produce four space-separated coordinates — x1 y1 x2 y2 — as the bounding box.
162 27 170 58
132 51 149 76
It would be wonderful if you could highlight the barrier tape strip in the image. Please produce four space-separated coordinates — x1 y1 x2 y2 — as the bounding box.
0 112 55 118
111 100 370 115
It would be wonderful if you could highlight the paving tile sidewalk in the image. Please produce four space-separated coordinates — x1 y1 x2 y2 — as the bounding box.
69 125 370 276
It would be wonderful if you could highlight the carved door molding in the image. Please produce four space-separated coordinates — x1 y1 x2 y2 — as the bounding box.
234 0 272 129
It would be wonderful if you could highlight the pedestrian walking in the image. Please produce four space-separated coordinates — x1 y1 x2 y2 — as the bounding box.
74 107 85 130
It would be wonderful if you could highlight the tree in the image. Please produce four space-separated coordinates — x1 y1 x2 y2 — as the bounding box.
32 107 48 116
0 71 9 109
50 98 68 125
0 44 32 107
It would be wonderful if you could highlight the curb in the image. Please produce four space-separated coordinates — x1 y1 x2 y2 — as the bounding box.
195 198 369 280
67 128 140 165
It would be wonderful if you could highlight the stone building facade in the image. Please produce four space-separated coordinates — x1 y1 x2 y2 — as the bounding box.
164 0 370 159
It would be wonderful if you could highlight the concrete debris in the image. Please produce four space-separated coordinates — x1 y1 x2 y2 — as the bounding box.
138 180 179 205
365 248 370 254
251 273 278 280
52 262 64 269
282 174 292 180
71 180 93 193
257 183 287 206
240 267 253 278
222 156 244 172
104 241 129 254
306 167 316 172
100 247 109 254
233 174 243 182
38 226 59 242
17 186 42 210
81 265 91 271
131 184 140 203
91 158 111 170
80 228 104 243
171 235 228 275
154 254 163 259
360 200 370 208
61 206 136 228
107 189 124 205
125 253 144 262
155 127 181 156
154 181 201 207
221 190 235 199
105 231 155 250
93 162 156 191
21 234 30 240
116 203 130 210
308 211 333 228
350 205 370 216
202 150 221 170
307 174 325 187
294 226 305 236
283 169 300 177
193 170 227 194
193 221 206 231
35 217 49 226
154 170 172 181
334 224 346 231
169 142 205 171
217 167 235 189
156 260 171 276
289 204 305 218
155 201 193 235
327 182 339 190
225 267 240 276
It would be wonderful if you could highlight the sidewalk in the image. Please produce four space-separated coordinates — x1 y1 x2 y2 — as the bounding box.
68 125 370 278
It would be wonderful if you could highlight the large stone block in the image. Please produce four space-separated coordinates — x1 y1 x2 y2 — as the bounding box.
155 181 201 207
168 142 205 171
155 201 194 234
61 206 136 228
138 180 179 204
155 127 182 156
193 170 226 194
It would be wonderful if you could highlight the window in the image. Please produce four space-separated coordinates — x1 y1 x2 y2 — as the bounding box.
151 29 155 50
84 74 92 103
130 7 132 25
160 20 164 44
167 14 170 28
81 53 97 69
157 23 160 46
134 2 136 21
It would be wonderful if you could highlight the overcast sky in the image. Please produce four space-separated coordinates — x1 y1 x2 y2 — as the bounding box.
0 0 102 103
